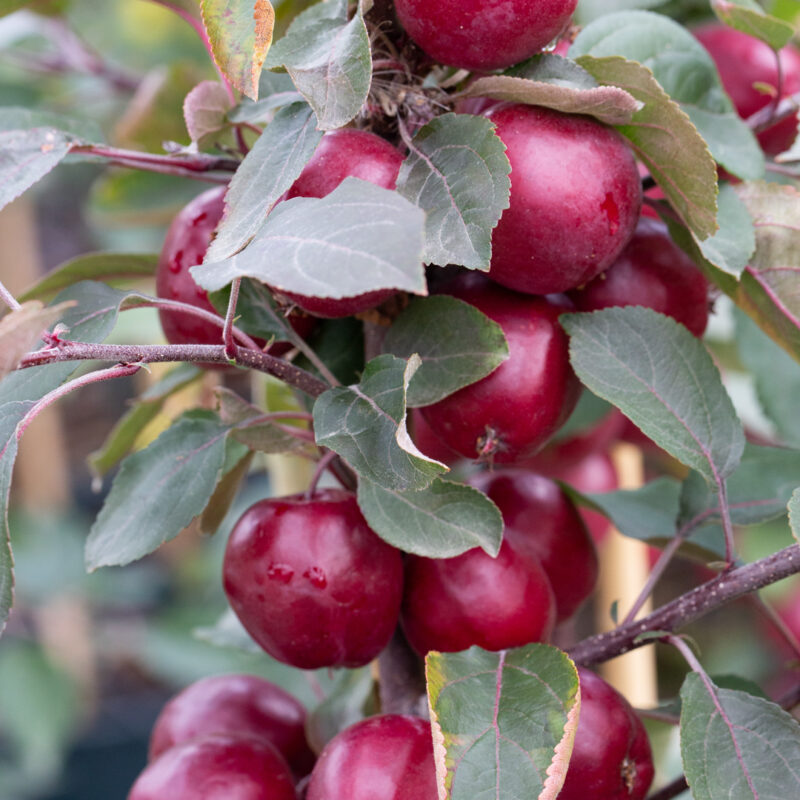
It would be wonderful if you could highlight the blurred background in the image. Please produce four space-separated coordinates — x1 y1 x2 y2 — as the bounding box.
1 1 799 798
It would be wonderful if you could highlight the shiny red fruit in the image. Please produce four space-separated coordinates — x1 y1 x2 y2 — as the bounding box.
223 490 403 670
486 104 642 295
307 715 437 800
544 452 618 546
470 470 598 622
149 674 315 777
559 668 654 800
569 218 710 337
156 187 314 354
128 734 296 800
279 129 404 318
420 274 580 463
395 0 578 71
401 539 556 655
695 24 800 155
409 408 460 467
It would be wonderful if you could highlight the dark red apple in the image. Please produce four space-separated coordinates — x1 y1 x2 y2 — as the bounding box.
157 187 314 355
568 218 710 337
128 733 296 800
223 489 403 670
401 539 556 655
149 674 315 777
419 273 581 463
277 129 404 318
695 24 800 155
307 715 437 800
409 408 460 467
395 0 578 71
546 452 618 546
559 668 654 800
469 470 598 622
485 104 642 295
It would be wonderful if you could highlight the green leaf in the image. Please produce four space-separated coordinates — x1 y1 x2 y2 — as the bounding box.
204 102 322 262
296 317 364 387
680 672 800 799
0 301 74 383
195 179 427 299
426 645 580 800
195 608 261 654
712 0 795 51
574 55 720 240
572 11 765 182
201 0 275 100
576 0 667 24
357 476 504 558
305 667 375 754
265 0 371 130
790 488 800 542
733 181 800 363
463 58 641 126
85 412 233 569
736 311 800 447
692 183 755 278
88 364 202 479
17 253 158 303
199 448 253 535
0 107 103 142
396 114 511 271
679 444 800 533
0 129 74 213
383 296 509 408
183 80 234 145
561 307 745 484
571 476 681 545
313 354 446 491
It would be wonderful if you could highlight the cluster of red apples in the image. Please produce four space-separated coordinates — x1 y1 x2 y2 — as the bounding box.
137 2 800 797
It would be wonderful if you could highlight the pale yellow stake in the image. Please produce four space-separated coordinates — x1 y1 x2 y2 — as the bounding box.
595 442 658 708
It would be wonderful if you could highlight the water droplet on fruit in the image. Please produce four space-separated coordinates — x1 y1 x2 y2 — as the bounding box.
169 250 184 273
192 211 208 226
601 193 620 235
303 567 327 589
267 563 294 583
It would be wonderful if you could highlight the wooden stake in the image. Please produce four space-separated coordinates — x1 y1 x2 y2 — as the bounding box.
595 443 658 708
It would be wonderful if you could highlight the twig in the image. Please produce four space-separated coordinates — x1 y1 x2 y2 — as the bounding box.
70 144 238 183
647 776 689 800
0 279 21 312
223 278 242 360
622 534 685 626
18 342 329 398
569 544 800 666
16 363 142 441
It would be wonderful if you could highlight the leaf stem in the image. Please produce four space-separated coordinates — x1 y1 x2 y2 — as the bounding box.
306 450 338 499
717 480 736 565
646 776 689 800
0 279 21 312
16 363 142 441
569 544 800 666
223 278 242 360
70 144 238 183
18 342 330 398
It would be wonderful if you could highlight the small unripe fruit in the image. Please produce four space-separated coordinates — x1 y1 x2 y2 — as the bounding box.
279 129 404 318
420 274 580 463
559 668 654 800
401 540 556 655
470 470 598 622
223 489 403 670
307 715 438 800
486 104 642 295
568 218 710 337
395 0 578 71
149 674 315 777
156 187 314 354
128 734 296 800
695 24 800 156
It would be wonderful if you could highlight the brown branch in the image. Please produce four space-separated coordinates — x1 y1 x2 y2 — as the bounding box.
17 341 329 398
570 544 800 666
